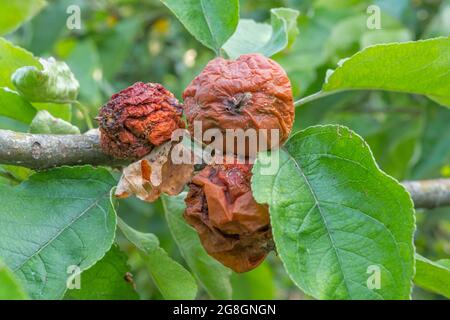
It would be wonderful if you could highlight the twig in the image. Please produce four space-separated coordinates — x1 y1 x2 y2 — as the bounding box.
294 91 331 107
0 129 126 170
403 179 450 209
0 129 449 209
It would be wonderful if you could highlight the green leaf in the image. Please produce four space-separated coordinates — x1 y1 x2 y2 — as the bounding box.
33 102 72 122
438 259 450 269
161 193 232 300
272 8 300 50
414 254 450 298
0 0 46 36
0 38 41 89
160 0 239 53
429 95 450 108
0 259 28 300
0 165 32 181
223 8 299 59
223 20 271 58
117 217 160 253
0 177 12 186
231 261 275 300
117 217 197 300
12 57 79 103
252 125 415 300
0 166 117 299
323 37 450 107
29 110 80 134
65 245 139 300
0 88 36 123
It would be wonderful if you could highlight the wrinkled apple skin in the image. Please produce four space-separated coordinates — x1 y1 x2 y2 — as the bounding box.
98 82 184 160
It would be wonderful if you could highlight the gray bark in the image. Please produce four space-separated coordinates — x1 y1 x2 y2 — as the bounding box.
403 179 450 209
0 129 126 169
1 129 449 209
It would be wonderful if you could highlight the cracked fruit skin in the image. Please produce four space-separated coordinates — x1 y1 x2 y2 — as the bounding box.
183 54 295 156
98 82 184 160
184 160 272 272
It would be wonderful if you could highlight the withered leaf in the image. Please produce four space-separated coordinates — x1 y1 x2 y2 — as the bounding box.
115 140 194 202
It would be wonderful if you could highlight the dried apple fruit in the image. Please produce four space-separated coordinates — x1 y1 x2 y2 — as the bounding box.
184 158 273 272
183 54 294 156
98 82 184 160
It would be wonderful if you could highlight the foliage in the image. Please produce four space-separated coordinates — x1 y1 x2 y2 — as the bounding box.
160 0 239 54
12 57 79 103
0 259 28 300
0 166 117 299
117 216 197 300
29 110 80 134
322 37 450 108
223 8 299 58
0 0 46 36
161 194 233 300
414 254 450 298
252 125 415 299
65 245 139 300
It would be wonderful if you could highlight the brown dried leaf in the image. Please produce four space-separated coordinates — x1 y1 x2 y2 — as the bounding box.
115 140 194 202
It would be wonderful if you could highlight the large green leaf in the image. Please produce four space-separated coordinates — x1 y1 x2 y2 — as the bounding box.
323 37 450 107
117 217 197 300
29 110 80 134
414 254 450 298
0 88 36 123
0 38 41 89
160 0 239 53
0 0 46 36
0 259 28 300
0 166 117 299
12 57 79 103
223 8 299 59
252 125 415 300
161 193 232 300
65 245 139 300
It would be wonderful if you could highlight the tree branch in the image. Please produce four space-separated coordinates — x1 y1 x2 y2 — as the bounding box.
0 129 126 169
0 129 449 209
402 179 450 209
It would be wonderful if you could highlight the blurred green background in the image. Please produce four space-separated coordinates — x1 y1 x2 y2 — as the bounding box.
3 0 450 299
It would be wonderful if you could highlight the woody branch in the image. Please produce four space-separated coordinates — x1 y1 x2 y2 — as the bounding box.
0 128 449 209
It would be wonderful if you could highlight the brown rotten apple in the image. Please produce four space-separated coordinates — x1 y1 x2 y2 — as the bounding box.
184 158 273 272
98 82 184 160
183 54 294 156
